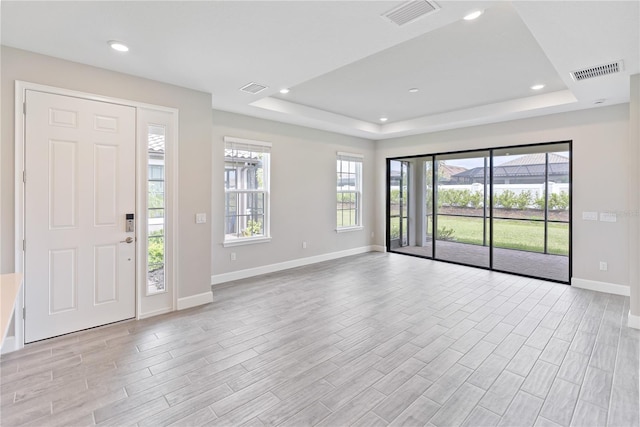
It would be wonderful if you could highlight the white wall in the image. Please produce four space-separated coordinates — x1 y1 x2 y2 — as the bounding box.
211 110 375 279
629 74 639 322
375 104 631 290
1 46 212 301
2 45 636 322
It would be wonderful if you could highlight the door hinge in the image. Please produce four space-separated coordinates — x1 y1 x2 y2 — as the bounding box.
22 307 26 319
23 170 26 183
23 102 26 115
23 239 26 251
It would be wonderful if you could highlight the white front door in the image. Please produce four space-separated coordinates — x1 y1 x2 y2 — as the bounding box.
24 90 136 343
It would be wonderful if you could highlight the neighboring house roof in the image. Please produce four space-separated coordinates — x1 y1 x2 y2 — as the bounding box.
148 133 165 154
499 153 568 167
450 153 569 180
453 163 569 179
224 149 262 161
439 165 467 180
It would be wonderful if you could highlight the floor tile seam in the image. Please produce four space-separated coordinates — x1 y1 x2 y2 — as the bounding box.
7 372 93 409
367 325 417 356
521 360 561 400
510 389 545 425
277 398 333 427
541 371 584 427
476 392 514 418
423 369 489 412
604 314 625 426
91 383 171 424
535 327 570 369
576 298 616 410
564 387 586 427
126 366 197 398
426 381 487 427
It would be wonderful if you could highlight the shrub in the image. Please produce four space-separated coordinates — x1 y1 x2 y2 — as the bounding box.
515 190 532 210
452 189 471 207
549 191 569 210
437 226 456 241
148 229 164 268
495 190 517 209
437 188 452 207
242 219 263 236
468 191 484 208
438 188 477 208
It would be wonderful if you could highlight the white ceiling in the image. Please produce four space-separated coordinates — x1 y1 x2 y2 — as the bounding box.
2 1 638 140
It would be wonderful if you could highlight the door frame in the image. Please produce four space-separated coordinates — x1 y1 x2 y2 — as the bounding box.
14 81 179 345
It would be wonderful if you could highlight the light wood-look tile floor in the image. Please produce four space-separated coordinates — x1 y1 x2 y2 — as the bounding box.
1 253 638 427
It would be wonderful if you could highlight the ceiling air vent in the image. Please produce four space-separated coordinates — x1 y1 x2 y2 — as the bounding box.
382 0 439 26
570 60 624 82
240 82 268 94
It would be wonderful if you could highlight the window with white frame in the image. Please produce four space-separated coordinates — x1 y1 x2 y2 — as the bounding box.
147 125 166 295
224 137 271 244
337 152 363 230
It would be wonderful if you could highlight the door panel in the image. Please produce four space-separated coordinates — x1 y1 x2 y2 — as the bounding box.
49 139 78 228
25 90 136 342
389 160 409 249
435 152 490 268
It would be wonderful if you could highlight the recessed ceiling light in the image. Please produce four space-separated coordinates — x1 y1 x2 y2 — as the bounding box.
531 84 545 90
279 88 290 94
408 88 419 93
463 10 484 21
379 117 388 122
108 40 129 52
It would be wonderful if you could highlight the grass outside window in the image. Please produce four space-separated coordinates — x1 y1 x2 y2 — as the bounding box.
436 215 569 255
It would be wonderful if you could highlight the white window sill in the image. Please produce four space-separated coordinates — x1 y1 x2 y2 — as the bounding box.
336 226 364 233
223 236 272 247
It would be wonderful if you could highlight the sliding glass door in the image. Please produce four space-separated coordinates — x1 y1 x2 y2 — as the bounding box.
491 144 570 281
386 141 571 283
435 151 490 268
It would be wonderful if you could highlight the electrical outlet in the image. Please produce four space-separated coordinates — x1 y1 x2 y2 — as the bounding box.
230 252 236 261
302 241 307 249
599 261 607 271
195 213 207 224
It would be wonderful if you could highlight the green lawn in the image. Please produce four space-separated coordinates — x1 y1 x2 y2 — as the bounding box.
435 215 569 256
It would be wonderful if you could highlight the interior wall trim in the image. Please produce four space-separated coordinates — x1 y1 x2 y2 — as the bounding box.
571 277 630 296
628 312 640 329
138 307 173 320
177 291 214 310
212 246 378 285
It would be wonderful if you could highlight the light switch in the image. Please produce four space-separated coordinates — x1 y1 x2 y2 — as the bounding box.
195 213 207 224
599 212 617 223
582 211 598 221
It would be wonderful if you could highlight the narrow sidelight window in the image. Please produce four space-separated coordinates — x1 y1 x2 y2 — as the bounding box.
147 125 165 294
337 152 363 230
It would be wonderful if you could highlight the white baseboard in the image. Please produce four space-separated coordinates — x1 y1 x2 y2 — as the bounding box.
1 337 19 355
212 246 378 285
629 312 640 329
138 307 173 320
177 291 214 310
371 245 386 252
571 278 630 296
